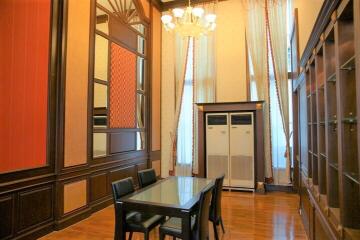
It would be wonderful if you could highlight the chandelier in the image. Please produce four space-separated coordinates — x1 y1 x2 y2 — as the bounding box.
161 0 217 38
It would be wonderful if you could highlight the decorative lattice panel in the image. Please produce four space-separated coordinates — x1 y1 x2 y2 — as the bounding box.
109 43 136 128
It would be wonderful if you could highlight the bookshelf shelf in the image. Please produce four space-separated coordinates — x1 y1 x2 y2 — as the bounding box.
296 1 360 238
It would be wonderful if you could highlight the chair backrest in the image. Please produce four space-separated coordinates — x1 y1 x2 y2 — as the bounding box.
137 168 157 188
210 174 225 221
195 184 214 240
111 177 135 203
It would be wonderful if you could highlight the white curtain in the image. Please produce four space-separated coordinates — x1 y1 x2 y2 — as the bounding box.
267 0 291 183
246 0 273 181
169 34 190 175
176 39 194 176
192 13 216 175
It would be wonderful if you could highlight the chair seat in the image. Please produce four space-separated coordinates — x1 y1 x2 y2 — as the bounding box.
159 216 196 238
126 211 165 232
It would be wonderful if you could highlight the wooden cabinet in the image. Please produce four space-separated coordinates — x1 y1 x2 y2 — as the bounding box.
295 0 360 239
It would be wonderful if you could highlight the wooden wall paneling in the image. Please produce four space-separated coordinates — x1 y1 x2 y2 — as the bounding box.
300 174 310 237
315 209 334 240
139 0 151 19
17 186 54 232
0 195 14 239
109 165 138 187
108 15 138 52
110 132 137 153
90 172 108 202
355 0 360 235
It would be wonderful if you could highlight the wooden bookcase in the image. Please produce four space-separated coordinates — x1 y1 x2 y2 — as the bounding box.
296 0 360 239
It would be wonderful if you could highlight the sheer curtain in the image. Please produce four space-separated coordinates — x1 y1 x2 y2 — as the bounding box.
246 0 273 181
176 39 194 176
169 35 190 175
193 17 216 175
267 0 291 183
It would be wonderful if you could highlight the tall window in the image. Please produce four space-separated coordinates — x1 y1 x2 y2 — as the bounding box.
269 48 293 185
249 41 293 185
177 38 194 173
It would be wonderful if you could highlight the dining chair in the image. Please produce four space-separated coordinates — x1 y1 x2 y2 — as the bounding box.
111 177 164 240
137 168 157 188
209 174 225 240
159 184 214 240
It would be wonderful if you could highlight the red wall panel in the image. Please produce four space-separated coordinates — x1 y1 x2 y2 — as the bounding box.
0 0 51 173
109 43 136 128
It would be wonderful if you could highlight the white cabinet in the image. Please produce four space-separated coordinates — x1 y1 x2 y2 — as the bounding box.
206 112 255 190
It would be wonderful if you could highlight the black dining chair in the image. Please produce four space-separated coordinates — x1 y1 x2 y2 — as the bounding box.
137 168 157 188
209 174 225 240
159 184 214 240
111 177 164 240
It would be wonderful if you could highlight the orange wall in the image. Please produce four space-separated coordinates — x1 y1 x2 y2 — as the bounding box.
294 0 324 58
64 0 91 167
0 0 51 173
63 180 87 214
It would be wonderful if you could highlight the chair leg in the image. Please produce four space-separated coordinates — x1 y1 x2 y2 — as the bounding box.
128 232 133 240
213 221 219 240
159 232 166 240
220 217 225 233
144 232 149 240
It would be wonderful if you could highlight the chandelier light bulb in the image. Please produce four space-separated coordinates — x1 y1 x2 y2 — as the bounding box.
161 0 216 37
205 14 216 23
168 22 176 29
192 7 205 17
172 8 185 18
161 14 172 24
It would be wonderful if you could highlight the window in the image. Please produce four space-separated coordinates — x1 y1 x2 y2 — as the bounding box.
177 38 194 168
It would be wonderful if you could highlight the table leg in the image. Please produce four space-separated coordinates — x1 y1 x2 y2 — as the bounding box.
116 202 127 240
181 210 191 240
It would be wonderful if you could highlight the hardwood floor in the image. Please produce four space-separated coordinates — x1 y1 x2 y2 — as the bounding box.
40 191 307 240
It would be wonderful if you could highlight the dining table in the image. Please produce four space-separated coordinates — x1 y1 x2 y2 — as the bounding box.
117 176 214 240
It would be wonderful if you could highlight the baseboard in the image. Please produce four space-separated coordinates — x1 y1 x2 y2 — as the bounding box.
13 221 54 240
265 184 297 193
54 206 92 230
90 196 113 213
